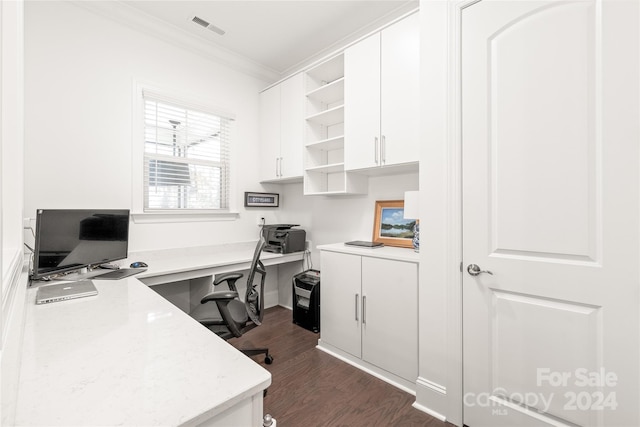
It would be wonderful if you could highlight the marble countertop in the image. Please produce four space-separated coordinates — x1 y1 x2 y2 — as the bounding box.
15 277 271 426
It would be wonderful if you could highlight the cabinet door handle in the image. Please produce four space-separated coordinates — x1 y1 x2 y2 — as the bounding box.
355 293 359 321
275 158 279 177
362 295 367 324
381 135 386 164
374 137 379 165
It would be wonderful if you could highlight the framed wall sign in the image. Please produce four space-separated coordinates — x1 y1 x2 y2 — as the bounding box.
244 192 279 207
372 200 415 248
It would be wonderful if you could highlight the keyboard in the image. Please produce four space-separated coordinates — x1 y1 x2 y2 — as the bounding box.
96 268 145 280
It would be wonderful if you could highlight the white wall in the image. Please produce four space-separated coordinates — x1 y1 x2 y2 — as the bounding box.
1 0 26 424
23 1 276 252
276 172 419 267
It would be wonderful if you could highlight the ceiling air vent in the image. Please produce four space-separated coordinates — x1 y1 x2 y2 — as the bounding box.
191 16 226 36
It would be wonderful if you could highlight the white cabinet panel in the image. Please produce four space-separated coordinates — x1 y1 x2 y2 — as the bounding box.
362 257 418 382
380 12 420 166
319 246 418 385
320 250 362 358
259 85 281 182
344 13 420 172
344 33 381 171
259 73 304 182
279 74 304 179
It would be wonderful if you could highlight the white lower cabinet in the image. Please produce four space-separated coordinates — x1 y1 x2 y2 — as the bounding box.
319 246 418 390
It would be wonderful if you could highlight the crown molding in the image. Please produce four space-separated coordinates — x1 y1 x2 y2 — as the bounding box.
69 1 281 84
280 2 420 77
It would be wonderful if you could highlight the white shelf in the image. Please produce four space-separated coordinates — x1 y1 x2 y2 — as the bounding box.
306 77 344 105
306 135 345 151
305 105 344 126
305 162 345 174
304 190 355 196
304 52 367 197
306 54 344 84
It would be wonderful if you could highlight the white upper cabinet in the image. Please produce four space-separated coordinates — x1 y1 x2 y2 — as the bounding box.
344 13 420 172
259 84 281 181
344 33 381 170
279 74 305 179
380 13 420 166
259 73 304 182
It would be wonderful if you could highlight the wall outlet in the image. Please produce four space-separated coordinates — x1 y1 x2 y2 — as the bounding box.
23 217 32 229
256 216 265 226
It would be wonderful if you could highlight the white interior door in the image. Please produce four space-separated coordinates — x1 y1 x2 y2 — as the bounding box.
461 1 639 426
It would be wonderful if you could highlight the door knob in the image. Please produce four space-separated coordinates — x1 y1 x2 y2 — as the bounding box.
467 264 493 276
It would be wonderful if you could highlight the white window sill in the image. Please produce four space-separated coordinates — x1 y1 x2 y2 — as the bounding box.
131 211 240 224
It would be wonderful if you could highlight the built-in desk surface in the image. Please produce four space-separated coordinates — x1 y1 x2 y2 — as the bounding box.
128 241 304 286
13 241 304 426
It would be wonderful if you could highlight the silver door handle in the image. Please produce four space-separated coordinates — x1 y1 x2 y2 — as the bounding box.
362 295 367 324
279 157 283 177
381 135 386 164
374 137 379 164
355 293 359 321
467 264 493 276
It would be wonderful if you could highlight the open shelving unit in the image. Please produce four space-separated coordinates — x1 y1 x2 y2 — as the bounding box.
303 53 367 196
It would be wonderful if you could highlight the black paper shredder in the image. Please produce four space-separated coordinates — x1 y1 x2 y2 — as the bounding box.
292 269 320 333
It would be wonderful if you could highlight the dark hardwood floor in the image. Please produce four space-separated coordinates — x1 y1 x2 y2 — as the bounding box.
229 306 452 427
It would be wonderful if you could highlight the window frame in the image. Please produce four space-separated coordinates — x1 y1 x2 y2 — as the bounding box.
132 82 239 223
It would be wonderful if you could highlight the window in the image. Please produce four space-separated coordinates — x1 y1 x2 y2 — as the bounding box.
142 90 233 211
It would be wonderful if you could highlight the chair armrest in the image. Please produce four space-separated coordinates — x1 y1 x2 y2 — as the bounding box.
213 272 244 291
214 272 243 285
201 290 238 304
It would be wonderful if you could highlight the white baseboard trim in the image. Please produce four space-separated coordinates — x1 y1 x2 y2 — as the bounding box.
417 376 446 395
1 260 29 426
316 341 416 395
413 376 448 422
2 250 24 343
412 401 447 422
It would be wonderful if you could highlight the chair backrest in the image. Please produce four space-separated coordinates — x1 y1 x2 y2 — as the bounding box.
244 236 267 325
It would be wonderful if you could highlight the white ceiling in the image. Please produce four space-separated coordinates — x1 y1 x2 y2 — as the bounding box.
120 1 418 78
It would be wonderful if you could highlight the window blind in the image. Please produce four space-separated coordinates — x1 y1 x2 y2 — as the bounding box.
143 91 232 211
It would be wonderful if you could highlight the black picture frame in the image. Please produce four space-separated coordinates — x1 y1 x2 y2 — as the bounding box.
244 192 280 208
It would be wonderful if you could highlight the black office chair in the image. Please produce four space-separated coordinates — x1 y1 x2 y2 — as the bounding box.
190 237 273 365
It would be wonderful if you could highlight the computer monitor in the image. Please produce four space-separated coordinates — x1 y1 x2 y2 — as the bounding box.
31 209 130 280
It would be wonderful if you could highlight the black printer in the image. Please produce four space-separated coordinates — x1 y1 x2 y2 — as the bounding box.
262 224 306 254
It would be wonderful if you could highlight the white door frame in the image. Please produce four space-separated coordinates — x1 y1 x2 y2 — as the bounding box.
419 0 476 425
419 1 639 426
419 0 513 425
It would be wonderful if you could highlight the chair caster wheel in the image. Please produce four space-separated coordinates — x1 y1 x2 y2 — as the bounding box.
265 355 274 364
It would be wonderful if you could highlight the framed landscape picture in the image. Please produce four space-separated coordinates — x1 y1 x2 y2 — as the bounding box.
372 200 416 248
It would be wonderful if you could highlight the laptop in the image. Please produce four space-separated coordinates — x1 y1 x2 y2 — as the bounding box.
345 241 384 248
36 280 98 305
